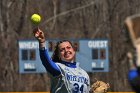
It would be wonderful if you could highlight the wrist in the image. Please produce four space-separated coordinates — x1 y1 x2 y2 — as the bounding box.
39 42 46 48
39 39 45 43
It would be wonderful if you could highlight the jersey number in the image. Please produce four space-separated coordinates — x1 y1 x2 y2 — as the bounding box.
73 83 84 93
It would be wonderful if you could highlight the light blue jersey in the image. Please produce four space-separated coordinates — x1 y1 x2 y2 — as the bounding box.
49 63 90 93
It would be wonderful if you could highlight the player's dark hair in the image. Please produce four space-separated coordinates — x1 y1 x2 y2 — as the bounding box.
51 40 74 62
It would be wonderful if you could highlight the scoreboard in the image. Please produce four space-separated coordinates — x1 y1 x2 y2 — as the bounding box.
18 39 109 73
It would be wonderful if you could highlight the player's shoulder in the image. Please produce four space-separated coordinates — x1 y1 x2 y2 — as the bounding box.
76 63 89 77
55 62 67 70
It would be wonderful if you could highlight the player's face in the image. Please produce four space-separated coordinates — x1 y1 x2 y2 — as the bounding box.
58 41 75 62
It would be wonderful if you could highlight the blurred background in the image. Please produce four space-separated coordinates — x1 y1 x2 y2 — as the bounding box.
0 0 139 92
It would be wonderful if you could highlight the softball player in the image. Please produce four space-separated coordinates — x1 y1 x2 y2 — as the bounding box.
124 14 140 93
127 39 140 93
33 28 90 93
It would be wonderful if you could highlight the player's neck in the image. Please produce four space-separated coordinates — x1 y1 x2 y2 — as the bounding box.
61 59 74 63
61 60 76 68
